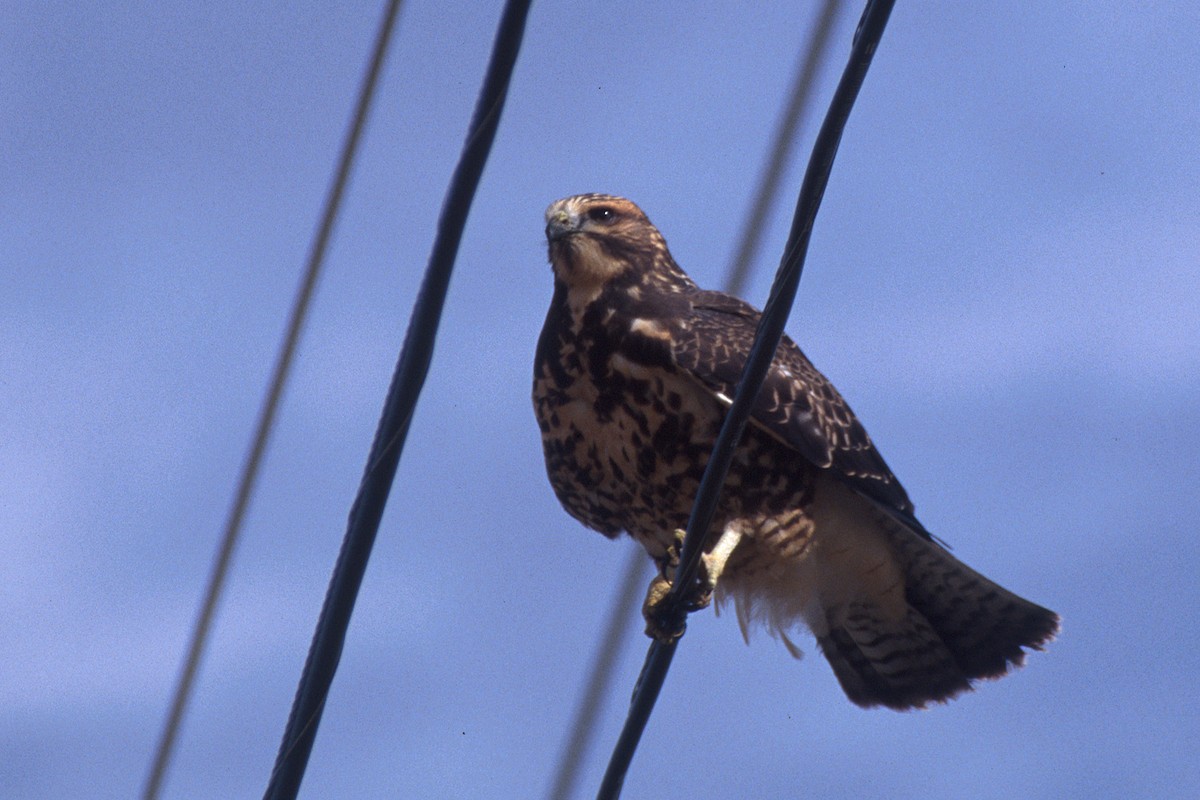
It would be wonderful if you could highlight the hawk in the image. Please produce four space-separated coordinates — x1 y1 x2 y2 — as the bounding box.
532 193 1058 710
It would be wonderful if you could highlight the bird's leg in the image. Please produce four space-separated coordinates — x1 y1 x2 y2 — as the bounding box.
643 526 742 643
696 524 742 606
643 529 686 642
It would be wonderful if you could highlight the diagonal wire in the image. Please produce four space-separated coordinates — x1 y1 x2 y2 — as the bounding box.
544 552 646 800
140 2 404 798
543 3 842 798
261 2 532 798
595 1 897 797
724 0 842 300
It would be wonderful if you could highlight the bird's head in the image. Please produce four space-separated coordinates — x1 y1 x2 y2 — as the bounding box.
544 194 690 296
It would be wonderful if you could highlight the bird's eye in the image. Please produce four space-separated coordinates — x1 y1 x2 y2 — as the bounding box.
587 206 617 224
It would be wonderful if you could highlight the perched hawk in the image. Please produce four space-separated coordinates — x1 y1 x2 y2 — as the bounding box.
532 193 1058 710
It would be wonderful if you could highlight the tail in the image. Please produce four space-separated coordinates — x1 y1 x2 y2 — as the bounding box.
719 476 1059 711
812 506 1059 711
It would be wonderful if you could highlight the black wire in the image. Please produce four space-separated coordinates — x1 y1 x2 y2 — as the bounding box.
725 0 841 300
545 4 842 797
140 3 404 798
545 552 647 800
595 1 896 797
261 2 532 798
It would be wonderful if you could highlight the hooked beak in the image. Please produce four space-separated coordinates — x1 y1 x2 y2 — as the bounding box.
545 208 578 242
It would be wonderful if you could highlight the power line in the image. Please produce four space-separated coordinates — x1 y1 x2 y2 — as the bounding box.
140 2 404 797
725 0 841 299
595 1 898 797
545 552 646 800
261 2 532 798
543 3 842 798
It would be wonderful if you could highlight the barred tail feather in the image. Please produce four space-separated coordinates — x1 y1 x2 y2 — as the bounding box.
813 517 1059 711
718 476 1059 711
815 602 971 709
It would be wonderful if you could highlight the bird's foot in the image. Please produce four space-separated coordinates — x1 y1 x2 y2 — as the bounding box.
642 529 717 643
642 572 686 643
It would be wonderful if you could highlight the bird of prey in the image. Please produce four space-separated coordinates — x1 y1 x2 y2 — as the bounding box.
532 193 1058 710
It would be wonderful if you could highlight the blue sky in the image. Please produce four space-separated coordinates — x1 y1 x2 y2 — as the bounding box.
3 2 1198 798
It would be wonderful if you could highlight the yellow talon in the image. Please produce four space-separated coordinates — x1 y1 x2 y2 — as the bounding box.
643 573 686 643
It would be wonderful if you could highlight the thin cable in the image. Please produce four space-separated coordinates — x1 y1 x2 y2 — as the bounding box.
595 2 897 797
140 3 404 798
261 2 532 798
545 551 646 800
544 4 842 798
725 0 841 300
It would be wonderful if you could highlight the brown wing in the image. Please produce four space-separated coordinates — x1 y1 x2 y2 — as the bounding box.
673 289 928 534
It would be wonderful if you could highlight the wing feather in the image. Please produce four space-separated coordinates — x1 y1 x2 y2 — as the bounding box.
673 290 925 531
